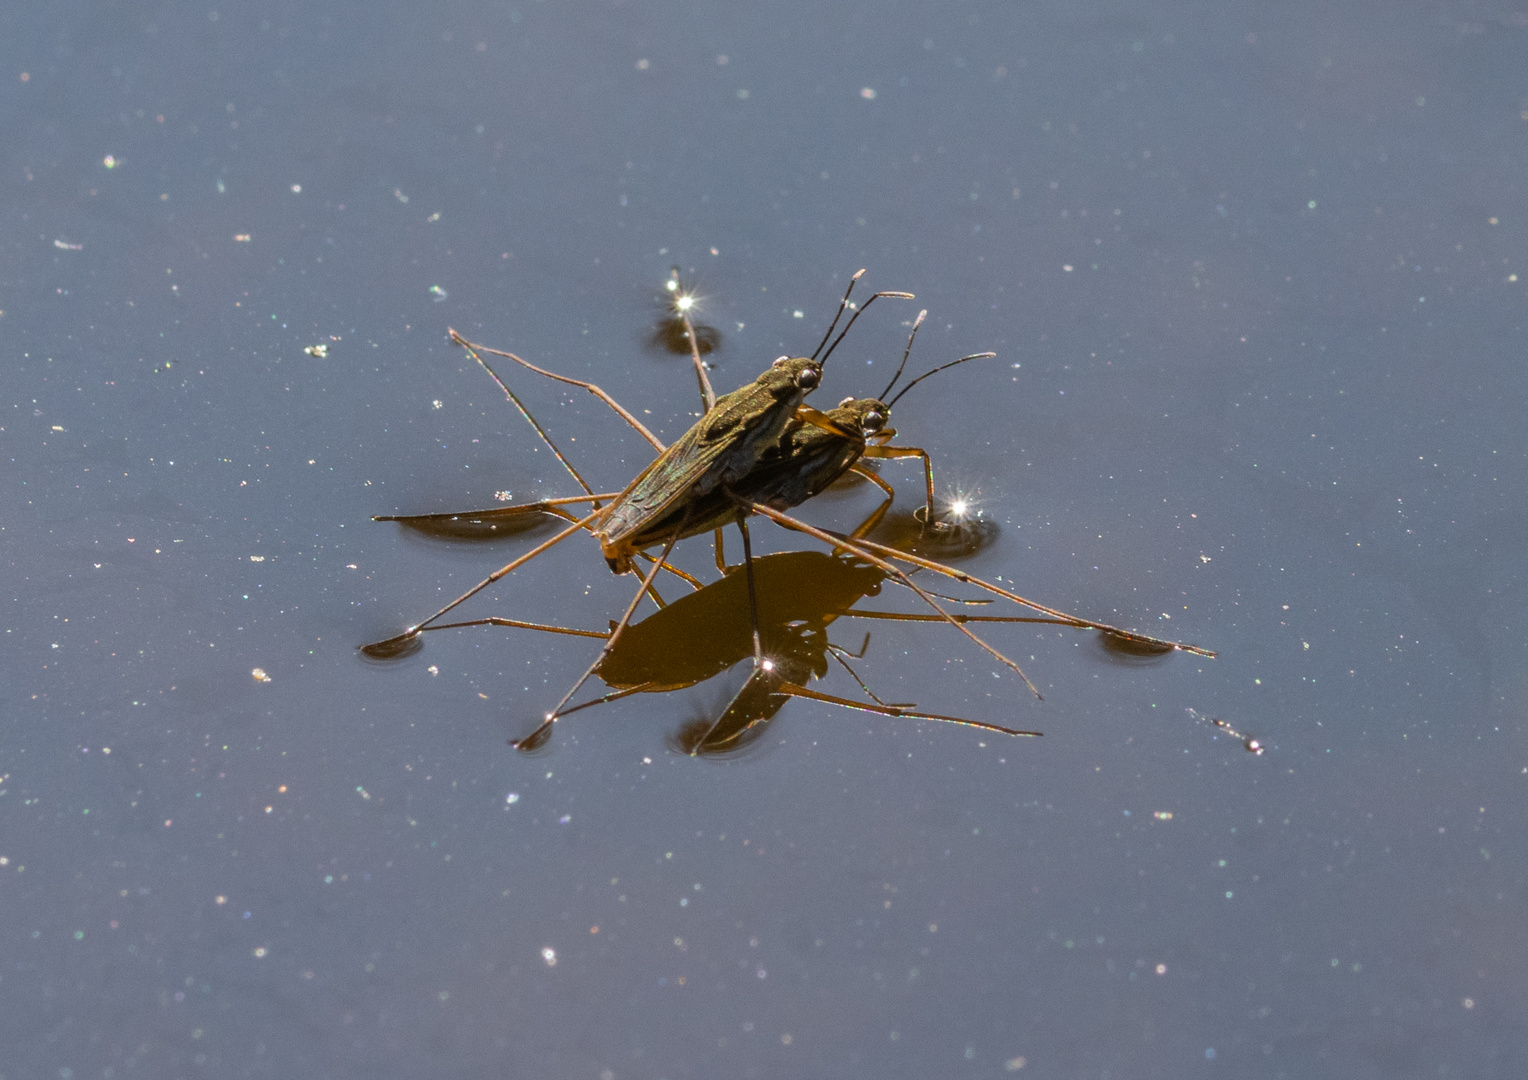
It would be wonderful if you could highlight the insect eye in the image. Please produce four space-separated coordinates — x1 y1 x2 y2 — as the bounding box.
837 396 855 409
795 365 821 390
862 410 886 434
771 355 790 368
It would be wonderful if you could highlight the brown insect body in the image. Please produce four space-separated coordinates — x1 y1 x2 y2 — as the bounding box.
593 355 821 572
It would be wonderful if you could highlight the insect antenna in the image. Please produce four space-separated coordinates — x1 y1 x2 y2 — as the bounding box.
886 350 998 409
809 269 868 360
818 289 917 366
878 309 928 400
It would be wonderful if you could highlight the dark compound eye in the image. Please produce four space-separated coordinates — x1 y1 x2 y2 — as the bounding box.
794 365 821 390
862 410 886 434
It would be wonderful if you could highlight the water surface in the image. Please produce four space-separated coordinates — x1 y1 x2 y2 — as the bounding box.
4 2 1525 1077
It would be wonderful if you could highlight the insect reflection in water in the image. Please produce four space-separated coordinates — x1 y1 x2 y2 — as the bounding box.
414 545 1060 756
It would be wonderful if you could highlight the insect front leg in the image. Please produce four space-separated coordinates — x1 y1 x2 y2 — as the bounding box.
859 442 940 526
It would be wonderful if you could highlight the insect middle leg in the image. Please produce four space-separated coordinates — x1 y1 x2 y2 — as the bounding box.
361 509 603 658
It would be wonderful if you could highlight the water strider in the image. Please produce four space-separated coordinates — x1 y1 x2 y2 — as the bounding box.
361 271 921 732
363 271 910 649
363 269 1214 746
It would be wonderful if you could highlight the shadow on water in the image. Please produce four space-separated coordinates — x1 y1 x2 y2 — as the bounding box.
378 505 567 542
668 670 790 759
364 511 1195 748
868 505 1000 560
513 548 1063 756
535 550 890 756
1093 628 1178 666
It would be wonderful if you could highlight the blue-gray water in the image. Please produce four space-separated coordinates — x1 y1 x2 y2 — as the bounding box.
4 2 1524 1077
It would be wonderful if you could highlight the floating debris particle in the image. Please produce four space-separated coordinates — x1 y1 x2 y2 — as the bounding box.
251 668 271 683
54 239 83 250
103 155 118 169
1186 708 1264 754
234 233 251 242
304 344 328 357
1153 810 1173 821
429 285 448 301
541 947 557 967
249 555 265 562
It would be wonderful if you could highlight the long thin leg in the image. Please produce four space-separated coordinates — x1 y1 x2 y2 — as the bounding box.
451 334 603 501
449 329 666 451
664 267 718 410
545 682 662 718
826 532 1216 657
739 499 1044 698
635 552 703 591
844 467 897 541
685 508 767 754
825 643 915 709
693 666 1039 760
421 617 608 640
361 509 601 656
842 610 1073 627
840 631 873 659
690 279 727 573
735 512 764 667
860 443 938 523
418 607 1071 644
374 492 618 525
680 307 717 412
516 525 687 748
376 495 702 594
690 504 776 751
776 679 1041 737
713 527 731 574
